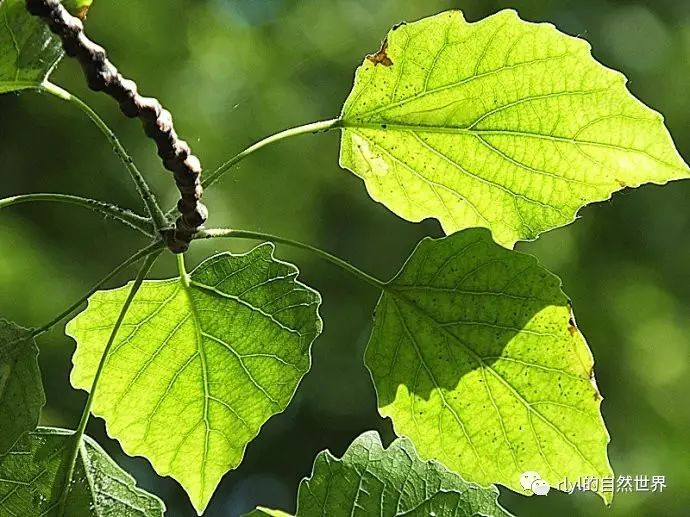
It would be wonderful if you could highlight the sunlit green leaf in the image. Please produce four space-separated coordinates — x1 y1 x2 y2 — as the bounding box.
0 319 44 454
339 10 690 246
244 431 511 517
366 228 612 501
0 426 164 516
68 243 323 515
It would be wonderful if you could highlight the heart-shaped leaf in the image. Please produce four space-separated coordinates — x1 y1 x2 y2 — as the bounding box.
0 426 164 516
68 243 322 514
366 229 612 501
339 10 690 246
0 319 44 454
244 431 510 517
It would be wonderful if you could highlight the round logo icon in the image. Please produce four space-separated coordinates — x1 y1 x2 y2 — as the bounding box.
519 471 550 496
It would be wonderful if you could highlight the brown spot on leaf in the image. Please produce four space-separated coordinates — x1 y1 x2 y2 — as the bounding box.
589 367 602 401
367 39 393 67
616 178 628 188
76 6 90 19
568 317 578 337
566 301 579 336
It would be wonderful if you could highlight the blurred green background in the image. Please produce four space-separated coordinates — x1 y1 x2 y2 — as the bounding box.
1 0 689 515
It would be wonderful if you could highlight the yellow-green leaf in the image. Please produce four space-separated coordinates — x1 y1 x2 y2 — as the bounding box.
68 244 322 515
366 228 613 501
339 10 690 246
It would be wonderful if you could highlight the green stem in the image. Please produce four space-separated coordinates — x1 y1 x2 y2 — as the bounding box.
32 241 164 337
56 250 161 517
0 193 153 235
39 81 169 231
195 228 385 290
177 253 190 287
201 118 342 190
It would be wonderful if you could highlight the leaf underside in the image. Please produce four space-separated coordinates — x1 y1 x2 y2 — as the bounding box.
366 228 613 501
339 10 690 246
244 431 511 517
0 319 45 455
67 243 323 514
0 426 165 516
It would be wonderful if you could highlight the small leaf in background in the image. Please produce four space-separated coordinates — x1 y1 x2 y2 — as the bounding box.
0 0 94 94
366 229 613 501
68 243 323 515
64 0 93 19
0 0 63 93
339 10 690 247
0 319 44 454
244 431 511 517
0 426 164 516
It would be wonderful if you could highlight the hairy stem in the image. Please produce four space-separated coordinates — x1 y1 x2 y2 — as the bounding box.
39 81 168 230
57 250 161 516
195 228 385 290
33 241 164 337
200 118 342 191
0 193 153 235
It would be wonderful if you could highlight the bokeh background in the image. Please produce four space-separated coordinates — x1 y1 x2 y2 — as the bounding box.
1 0 689 515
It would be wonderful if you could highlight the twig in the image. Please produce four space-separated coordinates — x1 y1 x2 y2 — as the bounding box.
26 0 207 253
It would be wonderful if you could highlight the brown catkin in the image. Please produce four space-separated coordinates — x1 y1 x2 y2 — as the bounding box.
26 0 207 253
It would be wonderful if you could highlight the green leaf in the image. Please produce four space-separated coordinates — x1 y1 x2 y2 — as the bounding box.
339 10 690 247
366 228 613 501
0 426 165 516
0 319 45 455
68 243 323 515
244 431 510 517
0 0 93 94
64 0 93 18
0 0 63 93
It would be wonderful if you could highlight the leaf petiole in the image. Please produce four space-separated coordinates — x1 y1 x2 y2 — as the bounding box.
195 118 342 193
38 81 169 231
176 252 191 287
32 241 165 338
0 193 153 235
56 249 162 517
195 228 385 290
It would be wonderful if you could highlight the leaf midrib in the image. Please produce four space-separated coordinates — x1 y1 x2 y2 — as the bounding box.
343 121 688 174
191 280 305 337
179 278 211 503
